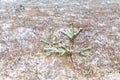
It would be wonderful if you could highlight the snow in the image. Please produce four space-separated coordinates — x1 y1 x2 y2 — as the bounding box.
0 44 6 53
0 0 120 79
104 73 120 80
91 57 99 65
95 34 114 45
0 23 12 30
0 0 16 3
98 22 106 26
12 27 36 39
0 9 5 12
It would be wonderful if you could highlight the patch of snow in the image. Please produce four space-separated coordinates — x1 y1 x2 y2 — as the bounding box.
26 8 31 11
0 23 12 30
95 51 100 54
111 26 118 31
91 57 99 65
0 77 3 80
10 27 36 40
95 35 114 45
104 73 120 80
32 17 38 20
98 22 106 26
18 14 28 18
105 0 120 4
0 0 16 3
64 13 78 17
60 70 66 75
114 61 119 64
84 31 96 37
0 43 7 53
95 40 103 45
103 60 110 65
1 30 11 37
83 5 90 9
48 11 54 16
7 20 14 23
17 40 34 49
9 71 17 77
40 8 46 12
116 32 120 36
4 77 11 80
0 9 5 12
59 8 65 11
1 27 36 50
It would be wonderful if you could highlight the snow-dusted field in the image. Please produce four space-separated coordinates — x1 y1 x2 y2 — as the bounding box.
0 0 120 80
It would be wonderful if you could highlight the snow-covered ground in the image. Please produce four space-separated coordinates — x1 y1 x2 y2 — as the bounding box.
0 0 120 80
